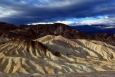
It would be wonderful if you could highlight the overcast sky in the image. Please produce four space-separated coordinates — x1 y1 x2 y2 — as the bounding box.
0 0 115 25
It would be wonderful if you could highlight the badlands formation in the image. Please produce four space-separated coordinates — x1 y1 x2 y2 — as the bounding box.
0 22 115 76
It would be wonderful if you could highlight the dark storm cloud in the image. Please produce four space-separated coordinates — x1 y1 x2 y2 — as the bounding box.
0 0 115 25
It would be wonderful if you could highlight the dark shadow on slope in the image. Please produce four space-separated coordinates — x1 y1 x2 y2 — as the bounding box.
71 40 104 60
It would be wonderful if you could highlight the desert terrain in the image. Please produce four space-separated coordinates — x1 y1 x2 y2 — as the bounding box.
0 22 115 77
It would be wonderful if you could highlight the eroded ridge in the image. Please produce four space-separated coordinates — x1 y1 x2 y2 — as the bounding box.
0 36 115 75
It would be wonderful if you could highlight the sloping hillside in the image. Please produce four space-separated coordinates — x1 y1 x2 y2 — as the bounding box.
0 22 115 77
0 35 115 75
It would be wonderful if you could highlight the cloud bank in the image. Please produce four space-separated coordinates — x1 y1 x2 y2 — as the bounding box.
0 0 115 25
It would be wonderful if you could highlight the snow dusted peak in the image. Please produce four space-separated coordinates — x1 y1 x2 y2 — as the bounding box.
95 25 115 29
104 26 115 29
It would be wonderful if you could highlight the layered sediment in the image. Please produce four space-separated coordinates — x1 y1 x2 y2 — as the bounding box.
0 22 115 77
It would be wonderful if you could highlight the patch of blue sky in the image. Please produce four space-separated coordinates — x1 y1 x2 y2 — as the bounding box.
65 15 105 23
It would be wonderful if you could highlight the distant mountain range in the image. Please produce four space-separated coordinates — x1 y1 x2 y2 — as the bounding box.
0 21 115 46
71 25 115 34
